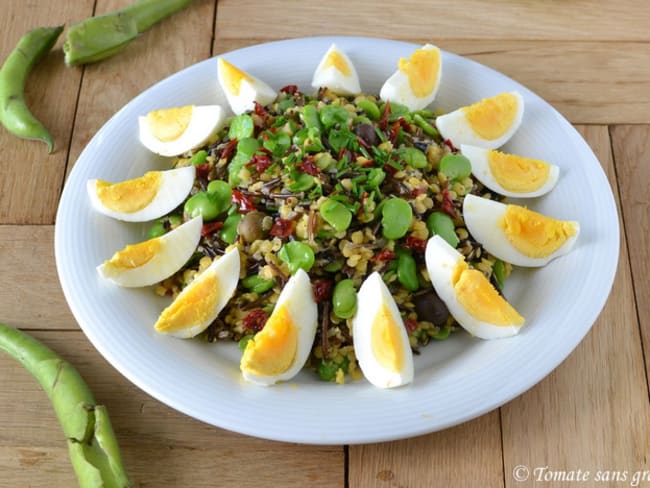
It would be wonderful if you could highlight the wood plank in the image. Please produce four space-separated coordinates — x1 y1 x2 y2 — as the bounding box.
215 0 650 41
500 125 650 487
349 411 504 488
0 225 75 330
66 0 217 177
610 125 650 392
212 38 650 125
0 1 94 224
0 329 344 487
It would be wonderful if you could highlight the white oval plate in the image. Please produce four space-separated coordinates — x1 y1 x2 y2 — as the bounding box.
55 36 619 444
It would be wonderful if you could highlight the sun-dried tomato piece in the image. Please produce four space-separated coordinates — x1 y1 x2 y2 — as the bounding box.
246 153 272 173
231 189 256 213
254 101 269 118
269 218 295 238
312 279 333 303
371 248 396 262
242 309 269 332
195 162 211 179
441 187 456 219
220 138 238 162
297 155 319 176
443 138 458 153
405 236 427 254
379 99 391 130
387 118 411 145
280 84 299 95
201 221 224 237
404 317 419 333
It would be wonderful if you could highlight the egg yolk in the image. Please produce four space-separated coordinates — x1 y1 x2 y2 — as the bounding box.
454 266 524 326
323 50 351 76
219 58 254 96
146 106 194 142
500 205 577 258
154 272 220 333
240 305 297 376
488 151 551 192
398 47 440 98
371 303 405 373
106 239 162 270
463 93 519 140
95 172 161 213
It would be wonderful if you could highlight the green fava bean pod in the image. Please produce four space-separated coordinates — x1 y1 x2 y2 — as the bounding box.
332 279 358 319
0 323 131 488
0 26 63 152
381 198 413 240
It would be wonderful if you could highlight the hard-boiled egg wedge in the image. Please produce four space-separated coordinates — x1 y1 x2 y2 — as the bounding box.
217 57 276 115
436 91 524 149
138 105 225 157
87 166 195 222
425 235 525 339
461 144 559 198
352 272 414 388
311 43 361 96
154 247 240 338
97 216 202 288
380 43 442 111
240 269 318 386
463 194 580 267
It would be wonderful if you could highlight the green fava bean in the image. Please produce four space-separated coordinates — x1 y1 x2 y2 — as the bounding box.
228 114 254 140
401 147 428 169
242 274 275 294
301 104 322 130
357 99 381 120
147 219 166 239
189 149 208 166
206 180 232 214
319 105 349 129
320 199 352 232
397 252 419 292
426 211 459 248
381 198 413 240
332 279 357 319
184 191 220 221
219 213 242 244
439 153 472 181
278 241 315 274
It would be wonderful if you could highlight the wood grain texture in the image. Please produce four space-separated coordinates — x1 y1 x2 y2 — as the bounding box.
0 1 93 225
500 125 650 487
211 38 650 124
0 225 75 330
610 125 650 393
0 330 344 488
215 0 650 41
65 0 217 179
349 411 504 488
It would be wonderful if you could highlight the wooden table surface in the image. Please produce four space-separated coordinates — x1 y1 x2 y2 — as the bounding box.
1 1 649 486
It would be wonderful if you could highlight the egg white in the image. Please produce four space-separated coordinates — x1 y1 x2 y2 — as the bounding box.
217 57 276 115
436 91 524 149
379 43 442 111
425 235 523 339
87 166 195 222
463 194 580 267
241 268 318 386
154 246 241 338
311 43 361 95
461 144 559 198
97 215 203 288
352 272 414 388
138 105 226 157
